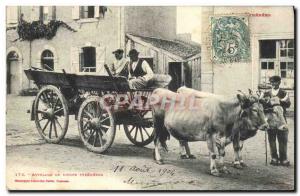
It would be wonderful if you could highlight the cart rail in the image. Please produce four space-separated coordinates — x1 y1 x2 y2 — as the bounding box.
24 69 131 91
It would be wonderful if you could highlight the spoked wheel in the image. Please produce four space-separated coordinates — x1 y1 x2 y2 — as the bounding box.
124 110 155 147
78 96 116 153
34 85 69 143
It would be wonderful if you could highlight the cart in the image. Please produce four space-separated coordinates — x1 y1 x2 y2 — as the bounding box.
24 66 162 153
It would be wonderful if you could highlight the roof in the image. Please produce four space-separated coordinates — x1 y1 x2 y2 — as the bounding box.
127 34 201 60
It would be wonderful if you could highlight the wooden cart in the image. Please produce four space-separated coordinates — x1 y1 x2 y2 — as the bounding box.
24 67 156 153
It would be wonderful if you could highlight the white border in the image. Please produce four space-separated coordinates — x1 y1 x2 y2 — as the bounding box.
1 1 299 195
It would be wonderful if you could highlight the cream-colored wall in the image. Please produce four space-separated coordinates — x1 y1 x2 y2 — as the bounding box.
177 6 202 43
125 6 177 40
201 6 294 95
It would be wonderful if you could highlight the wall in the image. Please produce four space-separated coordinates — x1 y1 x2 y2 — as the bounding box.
6 6 122 92
124 6 177 40
7 6 179 92
201 6 294 95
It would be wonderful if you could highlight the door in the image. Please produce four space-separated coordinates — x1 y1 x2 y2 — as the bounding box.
259 39 294 89
168 62 182 92
7 52 20 94
7 59 20 94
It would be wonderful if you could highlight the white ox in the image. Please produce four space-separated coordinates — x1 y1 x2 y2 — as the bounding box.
151 87 268 176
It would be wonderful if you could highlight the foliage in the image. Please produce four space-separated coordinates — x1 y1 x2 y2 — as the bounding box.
15 16 77 42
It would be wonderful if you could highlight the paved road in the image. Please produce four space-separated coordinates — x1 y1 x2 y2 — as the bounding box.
6 95 295 190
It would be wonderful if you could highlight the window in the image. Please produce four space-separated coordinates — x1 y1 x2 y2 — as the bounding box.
259 39 294 89
40 6 48 21
261 62 274 70
259 40 276 59
80 47 96 72
39 6 55 22
80 6 95 19
41 50 54 71
7 51 19 61
73 6 108 20
280 62 294 79
279 40 294 58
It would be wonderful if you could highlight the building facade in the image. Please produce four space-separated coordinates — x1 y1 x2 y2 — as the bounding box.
200 6 294 95
6 6 178 94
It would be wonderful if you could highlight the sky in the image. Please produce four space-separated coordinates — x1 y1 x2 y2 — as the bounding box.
177 6 202 44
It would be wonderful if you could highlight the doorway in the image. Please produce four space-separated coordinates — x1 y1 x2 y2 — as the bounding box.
168 62 182 92
7 51 20 94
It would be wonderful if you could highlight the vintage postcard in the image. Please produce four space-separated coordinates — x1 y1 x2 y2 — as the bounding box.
6 6 295 191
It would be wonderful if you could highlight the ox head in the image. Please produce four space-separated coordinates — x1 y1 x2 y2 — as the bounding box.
237 90 269 132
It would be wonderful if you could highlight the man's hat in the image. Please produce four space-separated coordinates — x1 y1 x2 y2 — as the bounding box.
112 49 124 54
269 75 281 83
128 49 139 56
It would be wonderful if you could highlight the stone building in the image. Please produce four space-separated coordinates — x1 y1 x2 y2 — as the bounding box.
200 6 294 95
200 6 295 111
6 6 185 94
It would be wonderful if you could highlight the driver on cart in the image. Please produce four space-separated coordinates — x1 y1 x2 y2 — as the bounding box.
110 49 129 77
127 49 154 89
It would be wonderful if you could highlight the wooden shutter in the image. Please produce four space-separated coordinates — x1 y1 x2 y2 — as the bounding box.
51 6 56 20
30 6 40 21
70 47 80 73
7 6 18 24
96 46 106 74
36 56 41 68
72 6 80 20
94 6 99 18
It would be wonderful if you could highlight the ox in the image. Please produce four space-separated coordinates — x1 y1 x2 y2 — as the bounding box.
151 88 268 176
176 87 271 169
177 88 288 168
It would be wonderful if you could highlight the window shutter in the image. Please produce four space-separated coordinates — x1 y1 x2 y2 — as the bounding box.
71 47 80 73
96 46 106 74
94 6 99 18
79 49 84 72
36 57 41 68
72 6 80 20
7 6 18 24
51 6 56 20
30 6 40 21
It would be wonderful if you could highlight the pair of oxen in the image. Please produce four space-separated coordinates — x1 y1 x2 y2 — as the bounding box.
150 87 287 176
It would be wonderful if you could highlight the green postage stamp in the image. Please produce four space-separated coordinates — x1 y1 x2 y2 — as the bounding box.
211 15 251 64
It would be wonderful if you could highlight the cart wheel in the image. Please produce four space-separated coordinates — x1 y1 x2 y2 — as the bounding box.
34 85 69 143
78 96 116 153
124 110 155 147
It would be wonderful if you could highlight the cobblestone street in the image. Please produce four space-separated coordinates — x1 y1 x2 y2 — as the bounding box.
6 95 295 190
